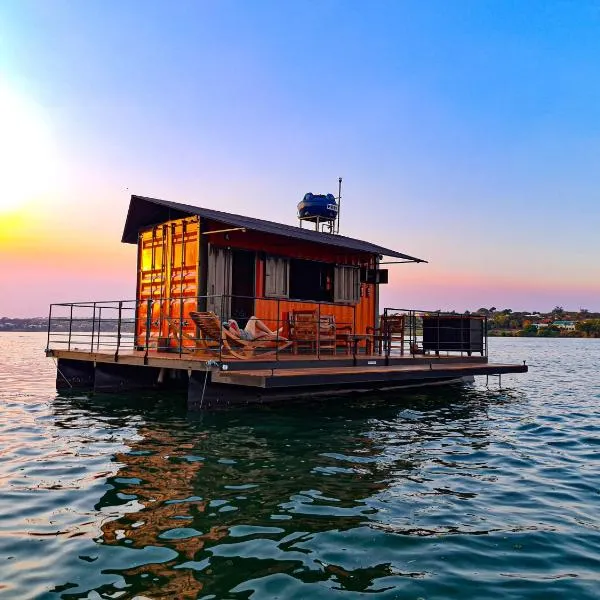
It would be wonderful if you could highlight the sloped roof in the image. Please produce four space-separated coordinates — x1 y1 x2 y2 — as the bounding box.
122 195 426 262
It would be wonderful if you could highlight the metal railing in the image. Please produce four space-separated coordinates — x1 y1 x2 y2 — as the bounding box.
380 308 488 358
46 295 357 362
45 296 486 362
46 299 137 359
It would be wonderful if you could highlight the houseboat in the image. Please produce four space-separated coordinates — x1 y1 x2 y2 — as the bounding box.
46 193 527 409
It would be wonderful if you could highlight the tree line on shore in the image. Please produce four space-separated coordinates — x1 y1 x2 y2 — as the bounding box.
0 317 134 333
468 307 600 337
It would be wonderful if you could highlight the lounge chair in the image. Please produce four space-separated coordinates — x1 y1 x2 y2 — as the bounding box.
169 311 291 360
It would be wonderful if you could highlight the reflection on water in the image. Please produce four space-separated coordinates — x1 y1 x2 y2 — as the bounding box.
1 334 600 599
68 389 492 598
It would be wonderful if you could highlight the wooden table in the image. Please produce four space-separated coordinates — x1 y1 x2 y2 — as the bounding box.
335 333 372 356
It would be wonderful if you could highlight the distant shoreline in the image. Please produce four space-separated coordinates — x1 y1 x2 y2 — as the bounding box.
1 329 47 333
489 330 599 339
0 318 133 334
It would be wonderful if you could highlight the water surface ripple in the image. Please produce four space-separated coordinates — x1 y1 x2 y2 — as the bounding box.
0 334 599 598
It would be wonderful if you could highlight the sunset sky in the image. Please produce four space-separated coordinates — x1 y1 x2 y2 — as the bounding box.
1 0 599 317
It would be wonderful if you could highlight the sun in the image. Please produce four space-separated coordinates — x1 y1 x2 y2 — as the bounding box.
0 84 58 213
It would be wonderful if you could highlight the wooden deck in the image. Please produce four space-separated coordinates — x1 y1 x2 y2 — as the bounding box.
46 347 488 372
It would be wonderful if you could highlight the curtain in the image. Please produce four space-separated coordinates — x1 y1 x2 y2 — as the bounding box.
334 266 360 304
265 256 289 297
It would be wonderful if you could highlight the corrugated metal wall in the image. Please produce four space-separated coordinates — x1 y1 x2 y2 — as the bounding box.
136 217 199 348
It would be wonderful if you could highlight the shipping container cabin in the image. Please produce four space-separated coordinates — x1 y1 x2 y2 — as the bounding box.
121 195 426 352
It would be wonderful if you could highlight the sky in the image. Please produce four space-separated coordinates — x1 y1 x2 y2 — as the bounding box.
0 0 599 317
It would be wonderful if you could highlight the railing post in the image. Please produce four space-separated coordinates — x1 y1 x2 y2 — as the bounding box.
411 312 415 355
415 311 419 356
179 295 184 358
114 301 122 361
90 302 96 353
317 302 321 359
385 312 390 361
353 303 357 355
46 304 53 352
144 299 152 364
276 297 281 362
97 306 102 351
352 303 357 361
219 294 224 364
384 307 388 356
484 315 488 358
437 310 441 356
134 298 140 351
67 304 73 351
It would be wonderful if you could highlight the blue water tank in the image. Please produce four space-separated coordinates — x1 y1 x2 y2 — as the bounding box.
297 193 338 222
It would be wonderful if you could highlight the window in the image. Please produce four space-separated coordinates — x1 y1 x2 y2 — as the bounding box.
264 256 289 297
289 259 333 302
266 257 359 304
334 266 360 304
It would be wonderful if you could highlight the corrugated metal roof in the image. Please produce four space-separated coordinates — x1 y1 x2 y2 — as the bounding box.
122 195 427 262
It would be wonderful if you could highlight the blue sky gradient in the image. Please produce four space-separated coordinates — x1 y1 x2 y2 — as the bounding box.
1 1 599 315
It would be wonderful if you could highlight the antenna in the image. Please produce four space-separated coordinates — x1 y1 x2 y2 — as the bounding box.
336 177 342 234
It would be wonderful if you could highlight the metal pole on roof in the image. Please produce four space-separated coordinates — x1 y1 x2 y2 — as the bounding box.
336 177 342 234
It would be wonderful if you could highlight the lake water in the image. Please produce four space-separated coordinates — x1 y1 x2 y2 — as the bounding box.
0 333 599 599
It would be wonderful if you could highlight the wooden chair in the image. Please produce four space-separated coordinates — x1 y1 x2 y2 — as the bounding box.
334 322 354 355
410 341 426 355
367 314 405 356
168 311 291 360
288 310 337 354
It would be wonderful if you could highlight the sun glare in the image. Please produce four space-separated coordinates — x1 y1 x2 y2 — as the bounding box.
0 84 59 213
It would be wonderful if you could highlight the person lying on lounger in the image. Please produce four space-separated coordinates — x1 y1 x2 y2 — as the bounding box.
223 317 286 341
